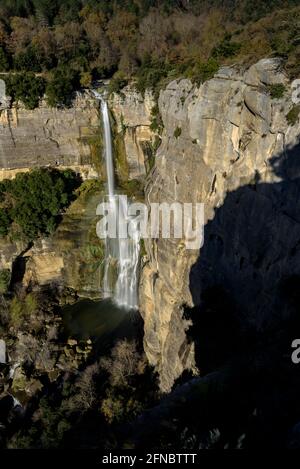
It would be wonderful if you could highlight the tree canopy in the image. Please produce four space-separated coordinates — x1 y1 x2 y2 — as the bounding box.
0 168 80 240
0 0 298 105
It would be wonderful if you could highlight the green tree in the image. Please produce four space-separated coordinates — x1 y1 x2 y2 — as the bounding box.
6 73 45 109
13 46 42 72
0 168 80 240
46 68 79 107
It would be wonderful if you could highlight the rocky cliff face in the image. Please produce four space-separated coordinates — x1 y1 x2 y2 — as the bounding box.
0 91 101 180
109 88 155 179
139 58 300 391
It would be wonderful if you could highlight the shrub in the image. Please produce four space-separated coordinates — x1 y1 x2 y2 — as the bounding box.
187 58 219 86
0 208 11 236
100 339 143 388
0 269 11 294
286 105 300 126
174 126 182 138
212 37 242 58
108 71 128 94
10 297 25 328
150 103 163 134
268 83 286 99
119 179 144 198
141 136 161 173
135 56 171 94
80 71 92 88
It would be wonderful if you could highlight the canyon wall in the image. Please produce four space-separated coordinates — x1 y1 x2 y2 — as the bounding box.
109 88 155 179
0 91 100 180
138 58 300 391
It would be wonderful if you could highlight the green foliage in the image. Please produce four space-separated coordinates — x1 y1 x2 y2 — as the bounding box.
0 0 298 102
0 168 80 240
141 135 161 173
114 131 129 183
136 56 171 94
9 292 38 328
46 68 79 107
38 397 71 448
80 71 92 88
286 105 300 126
0 269 11 294
174 126 182 138
150 103 164 134
6 73 45 109
268 83 286 99
108 71 128 94
0 208 11 236
119 179 144 199
186 58 219 86
212 36 242 59
76 179 103 199
140 238 146 257
101 390 143 424
14 46 42 73
0 47 10 71
10 297 26 328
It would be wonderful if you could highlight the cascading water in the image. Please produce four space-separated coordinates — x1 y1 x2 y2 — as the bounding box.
93 91 140 310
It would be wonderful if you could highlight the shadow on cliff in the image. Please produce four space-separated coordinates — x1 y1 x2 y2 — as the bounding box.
187 138 300 375
123 139 300 450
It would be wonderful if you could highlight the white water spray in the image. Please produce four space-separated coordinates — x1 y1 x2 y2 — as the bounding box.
93 91 140 309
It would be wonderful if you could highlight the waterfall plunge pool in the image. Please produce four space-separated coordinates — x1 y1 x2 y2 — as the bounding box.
62 298 139 349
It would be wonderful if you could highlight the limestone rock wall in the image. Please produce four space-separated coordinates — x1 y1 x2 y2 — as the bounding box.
0 91 99 179
139 59 299 391
109 87 155 179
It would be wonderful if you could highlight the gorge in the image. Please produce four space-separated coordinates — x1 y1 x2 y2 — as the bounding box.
0 58 299 391
1 56 300 449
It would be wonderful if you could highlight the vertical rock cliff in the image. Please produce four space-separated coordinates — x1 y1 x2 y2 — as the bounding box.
139 58 300 391
109 88 155 179
0 92 100 180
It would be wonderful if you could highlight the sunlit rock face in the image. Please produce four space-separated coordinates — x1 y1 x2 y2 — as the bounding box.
0 91 99 180
139 58 299 392
109 87 155 179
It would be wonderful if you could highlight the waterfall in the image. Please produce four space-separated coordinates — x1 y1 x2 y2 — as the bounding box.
93 91 140 310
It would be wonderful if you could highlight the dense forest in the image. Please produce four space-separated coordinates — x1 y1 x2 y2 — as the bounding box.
0 0 299 106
